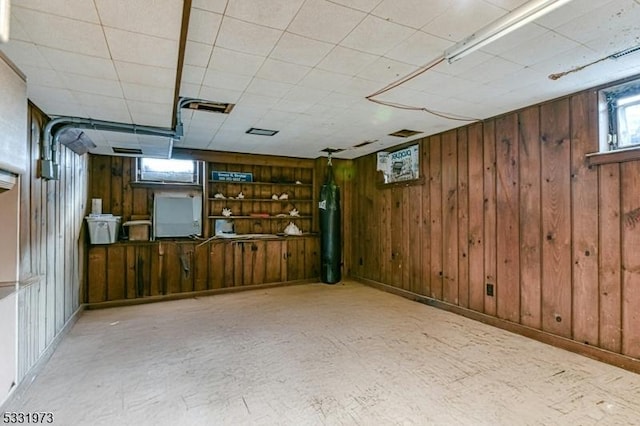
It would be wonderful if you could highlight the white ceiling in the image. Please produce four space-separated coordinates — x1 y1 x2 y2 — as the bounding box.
2 0 640 159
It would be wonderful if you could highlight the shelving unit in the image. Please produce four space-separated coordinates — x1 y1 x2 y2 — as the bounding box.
206 161 315 235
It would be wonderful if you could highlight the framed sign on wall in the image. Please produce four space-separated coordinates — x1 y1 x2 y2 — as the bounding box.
377 144 420 185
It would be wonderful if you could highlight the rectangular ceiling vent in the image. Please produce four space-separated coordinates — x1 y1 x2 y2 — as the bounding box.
320 147 345 154
112 147 143 155
389 129 422 138
183 100 235 114
246 127 279 136
353 140 377 148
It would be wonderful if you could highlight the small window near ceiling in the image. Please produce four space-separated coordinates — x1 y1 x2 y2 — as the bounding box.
135 158 203 185
599 79 640 151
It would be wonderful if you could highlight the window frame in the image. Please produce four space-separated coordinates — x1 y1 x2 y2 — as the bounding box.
600 79 640 152
134 158 204 186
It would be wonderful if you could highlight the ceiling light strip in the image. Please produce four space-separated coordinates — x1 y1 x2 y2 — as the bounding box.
0 0 10 43
444 0 575 63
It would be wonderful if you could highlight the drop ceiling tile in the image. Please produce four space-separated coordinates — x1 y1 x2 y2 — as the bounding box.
129 110 173 128
385 31 451 66
282 86 330 104
246 78 294 98
528 45 600 77
287 0 365 44
12 7 109 57
105 28 179 68
456 56 523 85
426 1 506 42
271 33 334 67
188 109 227 128
478 23 548 56
534 0 615 30
0 40 50 68
61 74 123 97
434 50 493 76
216 17 282 56
256 59 311 84
197 86 243 103
298 68 353 91
335 76 383 96
83 107 132 123
73 92 128 110
237 93 279 110
317 46 379 76
208 47 265 76
273 99 314 114
192 0 227 14
187 8 223 45
327 0 382 13
182 81 201 97
14 0 100 23
372 0 450 29
202 69 253 91
18 65 64 88
500 31 583 67
356 57 416 83
122 83 174 104
39 47 119 80
27 86 77 109
7 16 31 42
114 61 176 88
184 41 213 67
95 0 183 40
483 0 529 9
316 91 362 108
181 65 206 85
341 15 416 56
226 0 305 30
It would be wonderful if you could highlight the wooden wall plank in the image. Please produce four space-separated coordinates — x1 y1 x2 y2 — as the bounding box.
390 188 403 288
137 245 151 298
253 241 266 285
127 244 135 299
87 247 107 303
235 242 244 286
265 240 282 283
620 160 640 358
467 123 484 312
495 113 520 323
483 120 497 316
408 182 422 294
442 131 458 304
518 106 542 329
457 129 469 308
106 246 125 301
209 243 224 290
429 135 443 300
598 163 621 352
180 244 195 293
540 99 572 338
420 139 431 297
194 245 208 291
570 91 600 346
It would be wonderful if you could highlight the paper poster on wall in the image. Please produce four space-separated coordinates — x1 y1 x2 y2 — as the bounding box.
377 144 419 183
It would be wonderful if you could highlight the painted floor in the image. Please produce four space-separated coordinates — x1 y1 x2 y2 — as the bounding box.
5 281 640 425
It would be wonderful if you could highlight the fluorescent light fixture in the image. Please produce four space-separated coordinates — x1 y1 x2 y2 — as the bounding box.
444 0 574 63
0 0 9 43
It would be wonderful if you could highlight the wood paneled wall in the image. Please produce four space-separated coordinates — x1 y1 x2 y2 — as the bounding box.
87 237 319 303
17 103 89 381
350 89 640 361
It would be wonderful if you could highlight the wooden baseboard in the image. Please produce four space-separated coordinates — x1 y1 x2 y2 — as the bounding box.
1 305 85 411
86 278 318 310
355 277 640 375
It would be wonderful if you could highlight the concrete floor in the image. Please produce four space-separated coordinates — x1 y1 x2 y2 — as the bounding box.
5 281 640 425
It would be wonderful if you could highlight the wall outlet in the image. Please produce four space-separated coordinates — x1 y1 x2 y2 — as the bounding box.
486 283 494 297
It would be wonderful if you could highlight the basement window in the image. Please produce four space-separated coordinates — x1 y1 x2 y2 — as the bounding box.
135 158 203 185
600 79 640 151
